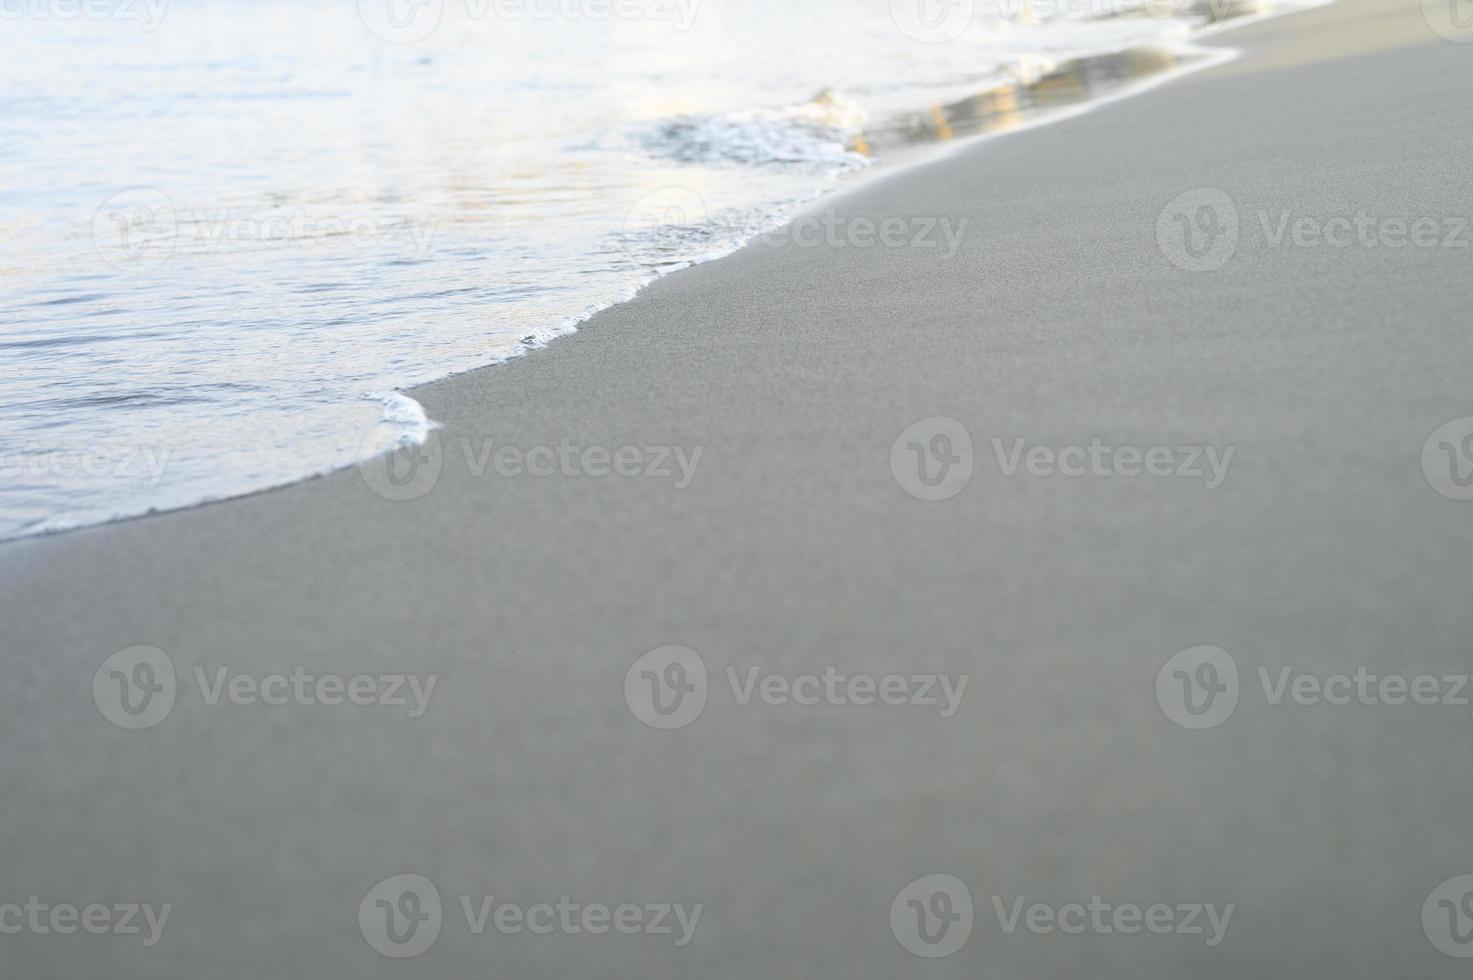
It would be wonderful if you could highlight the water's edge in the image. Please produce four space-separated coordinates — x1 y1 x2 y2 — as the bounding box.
8 1 1325 546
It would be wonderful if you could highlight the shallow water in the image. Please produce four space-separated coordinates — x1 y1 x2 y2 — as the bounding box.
2 0 1267 539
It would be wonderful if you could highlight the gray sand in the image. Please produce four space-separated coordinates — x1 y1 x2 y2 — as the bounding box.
4 0 1473 975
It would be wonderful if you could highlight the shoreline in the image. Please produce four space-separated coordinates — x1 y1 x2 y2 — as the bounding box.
5 0 1473 977
4 0 1324 546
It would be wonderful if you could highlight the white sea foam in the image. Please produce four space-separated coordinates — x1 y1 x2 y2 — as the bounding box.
640 91 872 176
369 392 440 450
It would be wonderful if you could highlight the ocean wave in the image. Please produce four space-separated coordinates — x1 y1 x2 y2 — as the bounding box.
638 90 871 175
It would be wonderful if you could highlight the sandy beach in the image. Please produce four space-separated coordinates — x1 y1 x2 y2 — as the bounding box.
4 0 1473 975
